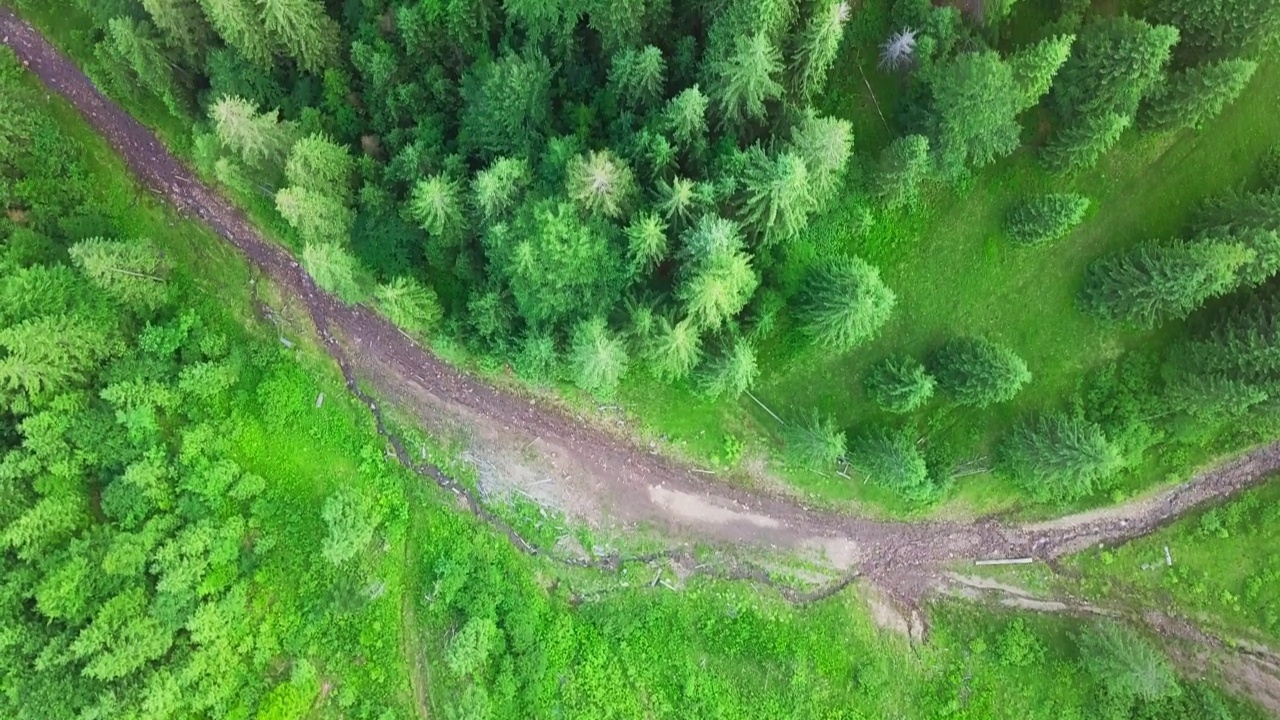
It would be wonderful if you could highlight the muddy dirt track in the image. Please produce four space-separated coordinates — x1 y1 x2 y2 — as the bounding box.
5 6 1279 587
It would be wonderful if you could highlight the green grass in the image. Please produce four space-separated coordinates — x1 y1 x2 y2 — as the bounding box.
1060 479 1280 644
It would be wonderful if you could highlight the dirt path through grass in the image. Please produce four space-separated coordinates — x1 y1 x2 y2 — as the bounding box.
4 6 1278 592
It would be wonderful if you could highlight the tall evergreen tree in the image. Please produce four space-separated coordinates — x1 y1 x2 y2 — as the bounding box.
739 148 818 244
284 133 353 202
276 186 354 246
570 317 630 398
625 212 669 271
864 355 936 413
566 150 636 219
677 216 759 330
1040 111 1132 173
459 51 553 161
98 18 184 117
409 175 463 239
198 0 277 67
786 0 852 99
1079 239 1252 327
788 112 853 203
873 134 932 210
646 316 702 382
796 255 896 352
665 87 709 149
783 410 846 471
1007 33 1075 112
1004 193 1090 246
846 426 932 500
68 238 171 311
696 338 759 399
472 157 530 222
927 50 1023 175
997 412 1121 502
1050 17 1179 124
257 0 341 72
1139 58 1258 131
1150 0 1280 59
209 95 292 168
610 46 667 111
929 336 1031 407
373 277 443 338
142 0 214 62
301 242 362 303
708 32 784 126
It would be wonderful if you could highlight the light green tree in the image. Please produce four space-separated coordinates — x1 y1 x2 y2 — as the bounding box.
626 212 669 271
409 175 464 238
740 149 818 244
787 0 851 99
284 133 354 202
570 317 630 398
321 486 381 566
566 150 636 219
374 277 443 338
275 186 354 246
646 316 702 382
142 0 213 61
257 0 341 72
471 157 529 222
68 238 171 311
696 339 759 399
784 410 846 471
301 242 362 304
1007 34 1074 112
665 87 709 149
678 216 759 329
863 355 936 413
997 412 1121 502
1140 58 1258 131
198 0 277 66
709 32 784 125
788 111 853 203
610 45 667 110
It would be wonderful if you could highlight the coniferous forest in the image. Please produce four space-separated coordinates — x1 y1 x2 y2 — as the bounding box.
5 0 1280 717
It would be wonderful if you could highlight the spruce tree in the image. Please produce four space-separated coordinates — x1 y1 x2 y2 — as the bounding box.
847 426 932 500
1005 193 1090 246
570 317 630 398
68 238 171 311
257 0 340 72
656 175 700 225
929 336 1031 407
1007 34 1075 112
696 338 759 399
796 255 896 352
783 410 846 471
927 50 1023 175
565 150 636 219
788 112 853 203
142 0 213 62
646 316 703 382
610 46 667 110
997 412 1121 502
1040 111 1131 173
409 175 463 238
665 87 710 149
625 212 669 271
787 0 852 99
1051 17 1179 123
708 32 784 126
864 355 936 413
276 186 354 246
284 133 353 202
471 157 529 222
678 216 759 330
873 134 932 210
373 277 443 338
209 95 292 168
199 0 277 67
99 18 184 116
739 148 818 244
1079 239 1252 327
1140 58 1258 131
301 242 362 303
1150 0 1280 59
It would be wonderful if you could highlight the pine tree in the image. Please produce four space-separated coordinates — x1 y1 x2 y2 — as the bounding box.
997 412 1121 502
566 150 636 219
256 0 341 72
665 87 709 149
788 112 853 203
796 255 896 352
1140 58 1258 131
99 18 184 116
864 355 936 413
1079 239 1252 327
1050 17 1179 123
409 175 463 238
625 212 669 271
929 336 1031 407
373 277 443 338
570 317 629 398
1005 193 1090 246
610 46 667 110
646 316 702 382
787 0 852 99
1040 111 1132 173
696 338 759 398
301 242 362 303
873 134 932 210
68 238 171 311
739 148 818 244
847 426 932 500
783 410 846 471
927 50 1023 175
472 157 529 222
1007 33 1075 112
708 32 784 126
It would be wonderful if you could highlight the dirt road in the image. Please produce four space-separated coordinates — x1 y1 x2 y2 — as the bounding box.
5 7 1278 585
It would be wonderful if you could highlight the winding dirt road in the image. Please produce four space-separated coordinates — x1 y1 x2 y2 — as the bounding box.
5 7 1278 586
